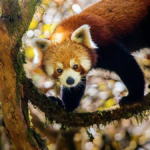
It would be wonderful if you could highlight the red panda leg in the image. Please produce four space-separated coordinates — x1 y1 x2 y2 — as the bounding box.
62 77 86 111
95 42 145 105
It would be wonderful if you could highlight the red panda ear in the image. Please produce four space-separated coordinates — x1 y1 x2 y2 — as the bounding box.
32 38 51 66
71 24 97 49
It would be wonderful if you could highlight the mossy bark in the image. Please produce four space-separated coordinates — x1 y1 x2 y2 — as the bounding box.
23 77 150 127
0 0 47 149
0 28 38 150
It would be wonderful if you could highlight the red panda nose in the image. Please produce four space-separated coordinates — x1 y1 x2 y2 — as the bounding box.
66 77 75 85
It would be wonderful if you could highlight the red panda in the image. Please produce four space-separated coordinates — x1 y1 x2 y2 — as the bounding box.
32 0 150 111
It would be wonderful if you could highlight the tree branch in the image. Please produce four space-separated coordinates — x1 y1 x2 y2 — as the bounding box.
23 77 150 127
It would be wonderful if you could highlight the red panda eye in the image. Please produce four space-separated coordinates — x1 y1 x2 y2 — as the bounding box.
73 64 78 70
57 68 63 73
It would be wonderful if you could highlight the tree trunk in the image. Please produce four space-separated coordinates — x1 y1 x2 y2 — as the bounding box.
0 0 47 149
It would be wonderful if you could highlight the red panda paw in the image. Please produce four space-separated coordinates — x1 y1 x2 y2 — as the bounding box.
119 95 144 106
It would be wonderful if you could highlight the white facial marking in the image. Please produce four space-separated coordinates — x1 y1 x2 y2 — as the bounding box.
71 24 98 49
59 69 81 87
32 38 51 65
57 62 63 69
46 66 54 76
33 48 40 64
70 59 75 67
80 57 91 71
52 33 64 44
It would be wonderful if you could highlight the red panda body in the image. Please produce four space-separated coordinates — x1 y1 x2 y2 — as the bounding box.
50 0 150 47
33 0 150 111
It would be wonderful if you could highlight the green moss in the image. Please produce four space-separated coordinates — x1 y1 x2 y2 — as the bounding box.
68 112 75 120
123 112 132 119
27 128 37 147
29 128 46 149
27 128 46 148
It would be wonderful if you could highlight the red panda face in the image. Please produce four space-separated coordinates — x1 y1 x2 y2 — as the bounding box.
32 24 98 87
43 41 94 87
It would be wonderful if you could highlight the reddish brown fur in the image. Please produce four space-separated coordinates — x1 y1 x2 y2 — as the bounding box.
43 41 97 79
83 0 150 36
50 0 150 45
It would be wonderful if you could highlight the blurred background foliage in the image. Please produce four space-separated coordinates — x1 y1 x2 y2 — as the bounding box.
1 0 150 149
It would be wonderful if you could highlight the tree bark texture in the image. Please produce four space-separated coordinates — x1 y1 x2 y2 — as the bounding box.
23 78 150 127
0 0 46 149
